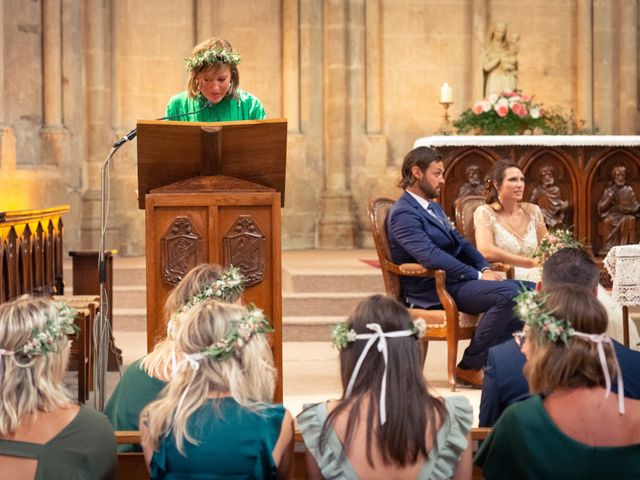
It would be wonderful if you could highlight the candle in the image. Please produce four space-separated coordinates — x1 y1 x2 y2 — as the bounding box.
440 82 452 103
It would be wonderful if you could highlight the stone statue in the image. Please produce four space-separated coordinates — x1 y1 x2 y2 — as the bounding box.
597 165 640 254
482 22 519 96
529 165 569 228
457 164 484 198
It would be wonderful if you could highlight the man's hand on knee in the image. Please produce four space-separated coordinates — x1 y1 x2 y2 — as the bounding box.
481 270 506 281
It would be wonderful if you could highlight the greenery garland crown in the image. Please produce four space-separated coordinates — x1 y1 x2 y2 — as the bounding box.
514 289 574 346
330 318 427 350
185 48 242 71
177 266 245 315
20 302 78 357
199 304 273 360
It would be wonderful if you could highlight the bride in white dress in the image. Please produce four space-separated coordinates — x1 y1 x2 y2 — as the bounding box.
473 159 637 347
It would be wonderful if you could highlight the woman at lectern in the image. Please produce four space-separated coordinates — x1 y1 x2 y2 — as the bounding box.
165 37 266 122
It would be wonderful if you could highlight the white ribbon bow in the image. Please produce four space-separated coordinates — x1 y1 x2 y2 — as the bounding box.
570 331 625 414
344 323 415 425
174 352 206 417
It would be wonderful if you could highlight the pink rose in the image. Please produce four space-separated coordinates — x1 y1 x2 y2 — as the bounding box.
521 94 532 102
511 102 528 118
547 235 557 244
472 101 485 115
496 105 509 117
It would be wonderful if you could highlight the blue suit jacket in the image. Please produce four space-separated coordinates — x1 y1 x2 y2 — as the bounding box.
479 338 640 427
387 192 489 308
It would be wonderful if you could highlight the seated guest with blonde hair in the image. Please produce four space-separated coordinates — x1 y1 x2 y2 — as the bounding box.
105 263 244 450
0 295 116 479
475 284 640 479
140 300 293 479
298 294 473 480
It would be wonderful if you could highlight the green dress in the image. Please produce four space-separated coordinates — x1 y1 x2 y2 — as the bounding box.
0 406 116 480
104 357 166 452
150 398 286 479
475 395 640 479
164 89 265 122
297 396 473 480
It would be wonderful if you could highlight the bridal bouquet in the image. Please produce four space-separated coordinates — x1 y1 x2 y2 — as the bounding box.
534 229 582 264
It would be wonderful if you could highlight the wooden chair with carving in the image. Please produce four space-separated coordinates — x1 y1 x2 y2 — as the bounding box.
453 195 486 247
453 195 516 278
367 197 480 391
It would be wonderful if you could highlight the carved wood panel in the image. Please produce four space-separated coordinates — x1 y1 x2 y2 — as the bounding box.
437 144 640 257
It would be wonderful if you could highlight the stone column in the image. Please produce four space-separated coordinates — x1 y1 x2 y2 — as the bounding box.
283 0 301 133
593 0 615 133
0 2 15 172
468 0 488 104
41 0 70 166
318 0 357 248
81 0 114 248
618 0 638 134
575 0 594 131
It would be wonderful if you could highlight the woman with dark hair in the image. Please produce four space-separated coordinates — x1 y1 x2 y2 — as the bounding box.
298 294 473 479
476 284 640 479
165 37 265 122
473 158 548 281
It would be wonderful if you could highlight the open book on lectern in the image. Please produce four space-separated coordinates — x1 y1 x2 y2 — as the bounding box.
136 118 287 209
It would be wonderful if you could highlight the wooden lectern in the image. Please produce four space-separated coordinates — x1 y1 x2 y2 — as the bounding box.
137 119 286 401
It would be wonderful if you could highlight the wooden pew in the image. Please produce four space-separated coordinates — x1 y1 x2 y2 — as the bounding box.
115 431 147 480
117 427 491 480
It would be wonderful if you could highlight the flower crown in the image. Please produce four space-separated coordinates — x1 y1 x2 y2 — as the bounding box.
185 48 242 71
197 305 273 360
534 228 582 264
177 266 245 315
514 289 573 346
331 318 427 350
0 302 79 358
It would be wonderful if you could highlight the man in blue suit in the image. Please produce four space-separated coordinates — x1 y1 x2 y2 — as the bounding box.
387 146 528 387
479 247 640 427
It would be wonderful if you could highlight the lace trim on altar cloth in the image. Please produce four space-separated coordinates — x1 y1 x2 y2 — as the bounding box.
604 245 640 306
414 135 640 148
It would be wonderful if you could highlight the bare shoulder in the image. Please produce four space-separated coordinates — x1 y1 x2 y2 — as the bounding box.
520 202 540 215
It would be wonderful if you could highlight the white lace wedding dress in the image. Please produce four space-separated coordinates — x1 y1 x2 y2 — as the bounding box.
474 204 637 347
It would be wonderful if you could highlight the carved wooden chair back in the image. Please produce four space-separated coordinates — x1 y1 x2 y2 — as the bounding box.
453 195 486 246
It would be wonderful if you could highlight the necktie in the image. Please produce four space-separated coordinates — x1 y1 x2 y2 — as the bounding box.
427 204 445 226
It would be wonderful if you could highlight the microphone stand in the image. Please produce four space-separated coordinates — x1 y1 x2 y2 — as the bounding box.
95 101 213 410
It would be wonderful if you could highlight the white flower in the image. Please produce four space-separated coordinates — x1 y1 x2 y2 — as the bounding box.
530 107 541 119
346 329 358 342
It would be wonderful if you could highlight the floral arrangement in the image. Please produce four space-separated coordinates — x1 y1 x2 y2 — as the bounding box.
21 302 78 357
453 90 598 135
514 290 573 346
185 48 242 71
534 229 582 264
330 319 427 350
200 305 272 359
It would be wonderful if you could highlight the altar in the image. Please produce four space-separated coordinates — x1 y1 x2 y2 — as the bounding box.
414 135 640 257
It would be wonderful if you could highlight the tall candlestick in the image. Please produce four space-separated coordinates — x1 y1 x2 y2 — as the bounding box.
440 82 452 103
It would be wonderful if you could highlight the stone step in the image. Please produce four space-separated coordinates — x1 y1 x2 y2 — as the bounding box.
283 292 374 317
282 316 342 342
283 270 384 293
112 308 147 331
113 285 147 309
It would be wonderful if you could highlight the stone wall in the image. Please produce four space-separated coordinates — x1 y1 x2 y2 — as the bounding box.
0 0 638 253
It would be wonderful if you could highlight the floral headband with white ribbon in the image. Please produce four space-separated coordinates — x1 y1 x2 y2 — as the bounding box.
331 320 427 425
515 289 625 414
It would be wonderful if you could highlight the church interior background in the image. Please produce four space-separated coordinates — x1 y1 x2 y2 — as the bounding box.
1 0 638 256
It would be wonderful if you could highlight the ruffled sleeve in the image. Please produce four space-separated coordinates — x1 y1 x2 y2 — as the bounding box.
422 395 473 480
473 204 495 228
296 403 356 480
